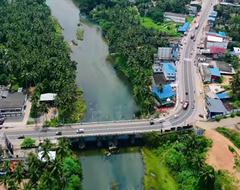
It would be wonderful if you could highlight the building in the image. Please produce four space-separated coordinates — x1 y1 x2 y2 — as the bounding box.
164 12 187 23
162 62 176 81
205 32 229 50
231 47 240 58
216 61 235 75
206 97 228 118
178 22 190 33
157 46 179 61
0 91 27 118
209 67 221 82
152 85 176 106
216 91 231 100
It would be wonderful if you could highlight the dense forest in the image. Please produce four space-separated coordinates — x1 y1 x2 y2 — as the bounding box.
0 0 86 122
77 0 191 114
0 139 83 190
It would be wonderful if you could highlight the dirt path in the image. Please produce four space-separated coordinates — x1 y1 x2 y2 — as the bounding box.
205 129 240 183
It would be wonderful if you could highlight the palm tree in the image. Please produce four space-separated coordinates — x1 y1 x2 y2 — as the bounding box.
13 161 24 188
198 164 215 190
56 138 71 161
41 139 52 162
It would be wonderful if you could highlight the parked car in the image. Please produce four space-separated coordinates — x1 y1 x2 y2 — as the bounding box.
182 101 189 110
0 115 5 125
55 131 62 136
76 129 84 134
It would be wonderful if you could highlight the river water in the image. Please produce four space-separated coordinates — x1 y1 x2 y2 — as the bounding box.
47 0 138 122
46 0 144 189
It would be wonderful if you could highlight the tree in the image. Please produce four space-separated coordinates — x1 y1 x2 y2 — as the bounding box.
40 139 52 162
198 165 215 190
20 137 36 149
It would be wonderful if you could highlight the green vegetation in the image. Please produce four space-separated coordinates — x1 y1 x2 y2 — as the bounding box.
142 148 178 190
216 127 240 148
140 17 180 37
76 28 84 40
21 137 36 149
143 132 215 190
214 170 238 190
0 0 86 122
0 139 83 190
186 16 194 23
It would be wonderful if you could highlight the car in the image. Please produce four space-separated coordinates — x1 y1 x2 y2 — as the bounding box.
149 119 154 125
41 128 48 132
185 92 188 95
199 114 204 118
55 131 62 136
18 135 25 139
0 116 5 125
76 129 84 134
182 101 189 110
174 114 178 118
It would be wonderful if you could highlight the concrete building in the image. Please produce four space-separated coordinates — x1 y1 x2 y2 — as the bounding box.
162 62 176 81
152 85 176 106
0 90 27 118
164 12 187 23
157 46 179 61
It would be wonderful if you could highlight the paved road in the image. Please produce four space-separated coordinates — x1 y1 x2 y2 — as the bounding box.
1 0 217 143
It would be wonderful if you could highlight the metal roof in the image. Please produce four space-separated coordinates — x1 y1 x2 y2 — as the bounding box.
206 98 228 114
152 85 176 100
209 67 221 77
162 63 176 76
0 92 26 109
40 93 57 101
178 22 190 32
216 92 230 100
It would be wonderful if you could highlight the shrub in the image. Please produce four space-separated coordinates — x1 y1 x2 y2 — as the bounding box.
21 137 36 149
215 115 223 122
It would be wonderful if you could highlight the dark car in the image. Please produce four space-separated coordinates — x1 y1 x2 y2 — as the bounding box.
0 116 5 125
149 119 154 125
55 131 62 136
18 135 25 139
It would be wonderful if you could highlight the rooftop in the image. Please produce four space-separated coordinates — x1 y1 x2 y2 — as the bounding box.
158 47 172 60
209 67 221 77
178 22 190 32
206 97 228 114
164 12 187 18
216 91 230 100
40 93 57 102
0 92 26 109
152 84 176 100
162 63 176 76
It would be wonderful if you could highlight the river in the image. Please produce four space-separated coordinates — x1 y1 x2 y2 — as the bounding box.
46 0 138 122
46 0 144 189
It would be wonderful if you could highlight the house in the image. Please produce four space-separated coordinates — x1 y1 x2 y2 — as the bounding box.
152 85 176 106
157 46 179 61
186 5 198 16
206 97 228 118
178 22 190 33
0 90 27 118
208 16 216 27
162 62 176 81
209 67 221 82
152 64 162 73
164 12 187 23
205 32 229 49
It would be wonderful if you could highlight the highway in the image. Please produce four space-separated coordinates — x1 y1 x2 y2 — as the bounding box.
1 0 216 144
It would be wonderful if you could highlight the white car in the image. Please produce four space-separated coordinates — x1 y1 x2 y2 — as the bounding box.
76 129 84 134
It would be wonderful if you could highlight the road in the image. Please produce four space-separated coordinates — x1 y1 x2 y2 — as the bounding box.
1 0 217 144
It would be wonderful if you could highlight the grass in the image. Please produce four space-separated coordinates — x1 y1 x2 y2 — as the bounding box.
216 127 240 148
139 17 181 37
142 148 178 190
51 16 62 37
186 16 194 23
76 28 84 40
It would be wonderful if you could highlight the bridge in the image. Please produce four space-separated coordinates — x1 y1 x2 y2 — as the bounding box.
0 0 216 146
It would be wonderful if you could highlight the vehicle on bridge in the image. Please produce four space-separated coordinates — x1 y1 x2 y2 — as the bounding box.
55 131 62 136
76 129 84 134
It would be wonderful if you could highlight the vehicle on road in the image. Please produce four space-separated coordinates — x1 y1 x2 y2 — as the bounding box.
195 23 199 29
76 129 84 134
149 119 154 125
182 101 189 110
191 33 195 40
55 131 62 136
18 135 25 139
199 114 204 118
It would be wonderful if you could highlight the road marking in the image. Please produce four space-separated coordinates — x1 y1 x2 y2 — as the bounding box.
184 58 192 62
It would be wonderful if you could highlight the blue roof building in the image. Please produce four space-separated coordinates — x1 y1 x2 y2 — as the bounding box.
162 62 176 81
216 91 230 100
218 31 226 37
178 22 190 33
152 85 176 104
209 67 221 77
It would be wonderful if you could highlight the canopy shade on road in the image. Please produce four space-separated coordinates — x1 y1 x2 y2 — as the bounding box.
40 93 57 102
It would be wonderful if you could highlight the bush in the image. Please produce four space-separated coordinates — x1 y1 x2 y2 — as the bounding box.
21 137 36 149
228 145 235 153
236 111 240 116
230 113 235 118
216 127 240 148
215 115 223 122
